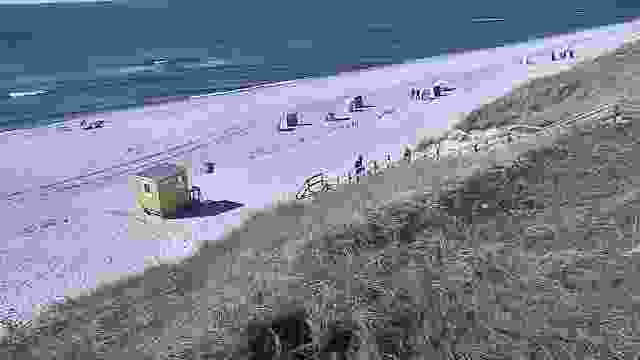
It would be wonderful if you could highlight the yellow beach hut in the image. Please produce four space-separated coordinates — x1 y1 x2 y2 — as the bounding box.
132 163 195 218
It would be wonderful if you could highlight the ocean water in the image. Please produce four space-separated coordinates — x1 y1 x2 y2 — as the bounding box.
0 0 638 132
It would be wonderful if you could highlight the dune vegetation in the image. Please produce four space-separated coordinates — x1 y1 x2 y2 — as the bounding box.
4 39 640 360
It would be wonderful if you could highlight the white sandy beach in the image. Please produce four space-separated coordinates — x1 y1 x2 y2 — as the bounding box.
2 19 640 322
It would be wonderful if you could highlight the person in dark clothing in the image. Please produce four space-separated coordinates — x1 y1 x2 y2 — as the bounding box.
410 88 415 100
569 49 575 59
552 51 556 61
403 146 412 163
433 85 442 98
473 143 480 152
355 155 364 178
613 104 622 125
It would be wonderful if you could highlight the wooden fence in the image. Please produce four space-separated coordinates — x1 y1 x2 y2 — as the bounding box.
294 96 640 201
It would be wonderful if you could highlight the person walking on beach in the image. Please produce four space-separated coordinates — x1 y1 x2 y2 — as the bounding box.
355 155 365 182
569 48 575 59
403 146 412 164
552 50 556 62
385 153 392 169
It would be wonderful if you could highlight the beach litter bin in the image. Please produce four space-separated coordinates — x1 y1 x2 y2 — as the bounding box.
132 163 192 218
203 161 216 174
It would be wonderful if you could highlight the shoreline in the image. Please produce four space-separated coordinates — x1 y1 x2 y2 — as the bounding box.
1 18 637 137
1 18 640 324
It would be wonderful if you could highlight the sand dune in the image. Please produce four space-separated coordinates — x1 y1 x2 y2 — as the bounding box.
2 19 640 322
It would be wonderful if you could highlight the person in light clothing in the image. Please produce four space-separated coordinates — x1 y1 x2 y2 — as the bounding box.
421 88 429 101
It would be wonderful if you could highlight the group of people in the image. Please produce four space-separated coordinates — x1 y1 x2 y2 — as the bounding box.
80 119 105 130
409 83 450 101
551 47 575 61
346 153 395 184
410 88 433 101
521 46 576 65
349 147 415 183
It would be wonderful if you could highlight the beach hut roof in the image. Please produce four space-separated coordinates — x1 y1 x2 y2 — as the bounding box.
135 163 184 182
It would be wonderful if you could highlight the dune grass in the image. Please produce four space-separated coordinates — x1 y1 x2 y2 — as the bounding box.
4 39 640 359
4 110 640 360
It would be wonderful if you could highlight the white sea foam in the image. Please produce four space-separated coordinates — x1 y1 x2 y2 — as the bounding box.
180 58 230 69
8 89 47 98
1 18 640 324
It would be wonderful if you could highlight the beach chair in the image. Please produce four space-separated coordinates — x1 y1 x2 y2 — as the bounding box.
346 96 369 112
353 96 364 109
286 112 299 127
326 112 336 121
278 113 296 132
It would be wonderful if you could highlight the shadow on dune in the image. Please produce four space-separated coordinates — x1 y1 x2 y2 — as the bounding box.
167 200 244 219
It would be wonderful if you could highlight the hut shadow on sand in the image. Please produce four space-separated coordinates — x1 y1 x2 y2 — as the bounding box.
166 200 244 220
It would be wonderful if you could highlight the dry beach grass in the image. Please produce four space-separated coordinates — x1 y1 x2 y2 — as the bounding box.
5 35 640 360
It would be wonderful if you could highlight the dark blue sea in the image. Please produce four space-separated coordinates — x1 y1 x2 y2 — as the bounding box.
0 0 638 132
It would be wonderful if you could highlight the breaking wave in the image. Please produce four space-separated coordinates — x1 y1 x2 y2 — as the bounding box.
7 89 48 98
